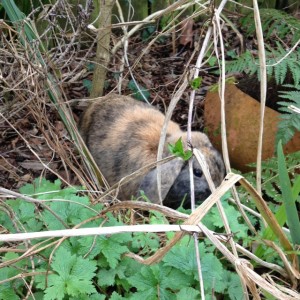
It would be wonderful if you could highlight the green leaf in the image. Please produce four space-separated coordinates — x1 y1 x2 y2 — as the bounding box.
224 271 244 300
149 211 168 225
128 264 189 300
86 63 95 72
277 141 300 248
97 257 140 288
141 25 156 41
208 56 217 67
4 198 43 232
83 79 93 93
163 237 227 293
207 202 249 240
19 178 61 195
43 247 97 300
97 234 130 268
128 79 150 102
0 265 21 300
18 178 97 231
276 85 300 146
75 236 102 259
97 268 120 287
176 287 200 300
168 137 192 161
163 238 198 275
190 77 202 90
109 292 126 300
1 0 43 50
131 232 160 254
44 279 68 300
292 175 300 201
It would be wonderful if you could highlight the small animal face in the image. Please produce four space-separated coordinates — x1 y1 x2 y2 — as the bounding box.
164 157 223 209
79 94 225 208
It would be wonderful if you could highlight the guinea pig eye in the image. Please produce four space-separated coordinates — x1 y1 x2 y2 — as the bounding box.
193 168 203 177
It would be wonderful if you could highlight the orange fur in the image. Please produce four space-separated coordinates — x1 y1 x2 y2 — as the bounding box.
79 94 225 207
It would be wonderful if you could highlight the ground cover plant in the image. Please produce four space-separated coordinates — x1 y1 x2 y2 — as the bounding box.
0 178 246 299
0 0 300 299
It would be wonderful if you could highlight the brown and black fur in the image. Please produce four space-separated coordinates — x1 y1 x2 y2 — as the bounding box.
80 94 225 208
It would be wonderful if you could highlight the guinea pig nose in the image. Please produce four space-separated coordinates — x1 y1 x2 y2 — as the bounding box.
193 168 203 177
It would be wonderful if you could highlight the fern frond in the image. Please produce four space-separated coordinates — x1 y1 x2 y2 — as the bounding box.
271 43 288 85
276 85 300 146
226 42 300 86
241 9 300 44
228 9 300 86
225 50 256 74
286 60 300 86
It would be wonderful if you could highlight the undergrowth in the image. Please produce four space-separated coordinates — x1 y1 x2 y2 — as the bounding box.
2 148 300 299
226 9 300 84
1 178 245 300
241 9 300 45
1 3 300 299
225 8 300 147
243 151 300 205
277 84 300 145
225 46 300 86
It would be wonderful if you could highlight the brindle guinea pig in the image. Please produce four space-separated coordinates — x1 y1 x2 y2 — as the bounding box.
79 94 225 209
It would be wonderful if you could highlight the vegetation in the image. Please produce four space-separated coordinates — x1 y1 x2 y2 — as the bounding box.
0 0 300 299
277 85 300 145
225 9 300 146
1 178 245 299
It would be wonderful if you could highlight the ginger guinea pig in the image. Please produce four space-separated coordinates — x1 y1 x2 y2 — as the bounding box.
79 94 225 209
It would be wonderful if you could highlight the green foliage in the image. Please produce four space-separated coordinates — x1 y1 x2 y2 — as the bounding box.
242 151 300 260
168 137 193 161
225 47 300 86
0 254 24 300
141 25 156 41
36 247 97 300
276 84 300 146
277 141 300 249
83 79 93 93
227 9 300 88
269 43 300 86
122 235 243 299
250 148 300 261
226 17 300 147
202 200 249 241
0 179 246 299
244 151 300 204
127 264 191 299
241 9 300 45
225 50 257 77
127 79 150 102
190 77 202 90
162 237 243 299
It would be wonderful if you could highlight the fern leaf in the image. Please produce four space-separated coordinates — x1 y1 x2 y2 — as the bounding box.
287 60 300 85
241 9 300 44
232 9 300 86
276 86 300 146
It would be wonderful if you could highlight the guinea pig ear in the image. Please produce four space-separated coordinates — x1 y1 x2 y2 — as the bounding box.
138 158 184 204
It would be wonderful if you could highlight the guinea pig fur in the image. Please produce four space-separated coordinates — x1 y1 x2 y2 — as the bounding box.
79 94 225 209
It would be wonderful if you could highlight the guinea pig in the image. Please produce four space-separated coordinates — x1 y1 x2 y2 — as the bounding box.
79 94 225 209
